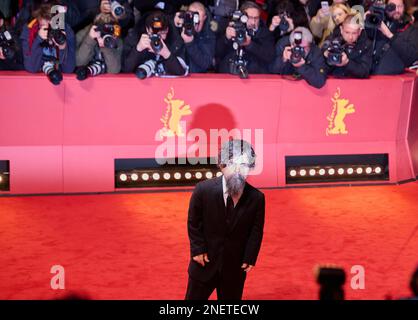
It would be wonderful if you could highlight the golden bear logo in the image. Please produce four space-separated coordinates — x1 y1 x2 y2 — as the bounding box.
159 87 192 137
326 87 355 136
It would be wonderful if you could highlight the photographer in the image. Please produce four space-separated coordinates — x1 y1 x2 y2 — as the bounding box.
75 13 122 79
0 9 23 70
323 14 373 78
122 10 188 76
366 0 414 74
174 2 216 73
20 3 75 84
73 0 133 34
269 27 327 88
14 0 81 38
217 1 275 75
269 0 309 42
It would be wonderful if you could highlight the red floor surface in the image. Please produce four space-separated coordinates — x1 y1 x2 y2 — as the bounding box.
1 183 418 300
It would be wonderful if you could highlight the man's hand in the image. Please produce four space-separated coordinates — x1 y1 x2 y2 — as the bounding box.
193 253 210 267
282 46 292 62
136 34 151 52
100 0 112 14
336 52 349 67
241 33 251 46
89 25 101 40
226 25 236 40
241 263 254 272
379 22 394 39
269 15 281 31
181 28 194 43
158 38 171 59
292 57 306 68
0 48 5 60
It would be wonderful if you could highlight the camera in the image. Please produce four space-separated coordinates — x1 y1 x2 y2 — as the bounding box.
40 26 67 48
229 53 248 79
110 0 125 18
95 23 121 49
278 13 290 32
148 16 166 53
135 59 157 79
49 27 66 46
179 11 200 37
75 60 107 81
0 28 17 60
324 37 355 66
290 31 305 64
365 0 396 30
42 57 62 85
326 39 344 65
230 10 249 46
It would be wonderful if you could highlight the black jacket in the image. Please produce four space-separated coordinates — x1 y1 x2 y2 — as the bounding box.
176 9 216 73
187 176 265 283
391 22 418 68
122 18 186 75
323 29 373 78
217 21 275 74
0 26 24 70
270 35 327 89
368 16 411 75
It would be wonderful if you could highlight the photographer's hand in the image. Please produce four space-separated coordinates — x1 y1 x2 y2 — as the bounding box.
226 25 236 40
0 48 5 60
292 58 306 68
337 52 349 67
379 22 394 39
89 25 99 39
181 28 194 43
136 34 151 52
159 38 171 59
241 33 252 46
282 46 292 62
285 16 294 32
269 15 281 32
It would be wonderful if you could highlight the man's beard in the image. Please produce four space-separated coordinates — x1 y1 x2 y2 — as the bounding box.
226 173 246 198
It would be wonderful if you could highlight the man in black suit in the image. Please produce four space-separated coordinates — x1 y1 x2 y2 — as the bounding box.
186 139 265 300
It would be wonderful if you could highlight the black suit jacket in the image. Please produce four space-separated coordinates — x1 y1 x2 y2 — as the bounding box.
187 176 265 282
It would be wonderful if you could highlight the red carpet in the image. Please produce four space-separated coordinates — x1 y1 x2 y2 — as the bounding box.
1 183 418 300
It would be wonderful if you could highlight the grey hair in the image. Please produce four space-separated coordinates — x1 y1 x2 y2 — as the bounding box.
218 139 256 168
289 27 313 45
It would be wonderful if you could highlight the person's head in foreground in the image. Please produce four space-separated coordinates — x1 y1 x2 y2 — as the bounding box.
218 139 256 198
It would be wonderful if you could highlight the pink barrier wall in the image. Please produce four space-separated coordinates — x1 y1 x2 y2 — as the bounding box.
0 72 417 195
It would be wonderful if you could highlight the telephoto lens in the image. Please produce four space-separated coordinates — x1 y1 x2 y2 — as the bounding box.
42 61 63 85
110 0 125 18
135 60 157 79
76 60 107 81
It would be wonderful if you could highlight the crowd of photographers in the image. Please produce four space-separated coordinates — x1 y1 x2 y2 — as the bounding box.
0 0 417 88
